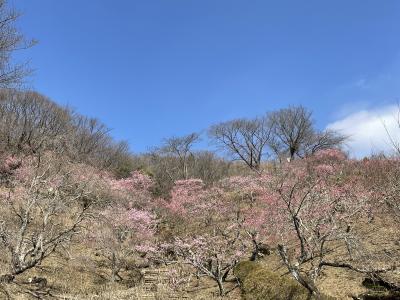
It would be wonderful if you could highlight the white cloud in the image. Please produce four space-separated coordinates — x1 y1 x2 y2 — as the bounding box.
326 104 400 158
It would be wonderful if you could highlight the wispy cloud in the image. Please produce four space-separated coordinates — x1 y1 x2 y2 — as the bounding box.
326 104 400 158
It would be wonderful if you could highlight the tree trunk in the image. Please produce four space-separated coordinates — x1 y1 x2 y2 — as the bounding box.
216 278 225 296
110 252 120 282
250 238 260 261
277 245 320 298
222 269 230 282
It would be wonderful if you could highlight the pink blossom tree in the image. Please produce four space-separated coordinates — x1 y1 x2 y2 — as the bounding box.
358 157 400 224
262 150 373 298
161 233 247 296
159 178 250 296
219 175 275 261
89 171 157 282
0 153 104 278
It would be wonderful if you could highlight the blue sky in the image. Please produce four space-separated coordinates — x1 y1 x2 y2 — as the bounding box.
11 0 400 155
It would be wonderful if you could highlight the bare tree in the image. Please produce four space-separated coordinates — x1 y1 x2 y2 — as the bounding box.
0 89 133 176
158 133 200 179
268 106 314 161
0 0 36 87
269 106 346 161
190 151 231 185
0 90 71 153
69 115 133 173
142 149 230 196
208 117 273 171
303 129 348 157
69 116 111 160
